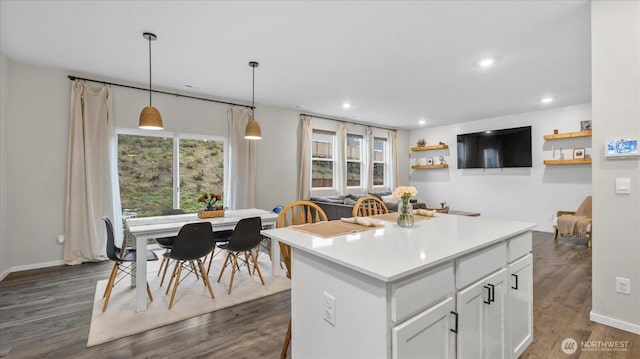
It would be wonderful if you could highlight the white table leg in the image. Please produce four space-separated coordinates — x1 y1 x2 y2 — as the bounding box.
135 235 148 312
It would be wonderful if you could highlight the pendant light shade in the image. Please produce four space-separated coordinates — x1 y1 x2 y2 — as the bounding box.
139 106 163 129
244 61 262 140
245 114 262 140
139 32 163 130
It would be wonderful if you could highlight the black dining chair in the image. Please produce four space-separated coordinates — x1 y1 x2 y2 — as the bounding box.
101 217 159 312
206 229 234 274
165 222 216 309
156 208 185 287
216 217 265 294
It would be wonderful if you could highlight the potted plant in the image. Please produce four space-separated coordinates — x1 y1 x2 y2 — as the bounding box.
197 192 224 218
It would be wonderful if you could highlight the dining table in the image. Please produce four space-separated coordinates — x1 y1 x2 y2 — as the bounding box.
126 208 280 311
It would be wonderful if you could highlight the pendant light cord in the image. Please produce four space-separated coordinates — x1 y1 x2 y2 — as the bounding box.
148 35 152 106
252 65 255 111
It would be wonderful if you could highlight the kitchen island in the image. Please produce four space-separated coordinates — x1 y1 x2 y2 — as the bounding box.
262 213 535 359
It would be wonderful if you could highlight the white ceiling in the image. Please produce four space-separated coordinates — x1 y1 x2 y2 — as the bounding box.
0 0 591 130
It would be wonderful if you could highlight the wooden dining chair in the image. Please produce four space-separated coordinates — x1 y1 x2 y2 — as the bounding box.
276 200 328 359
352 195 389 217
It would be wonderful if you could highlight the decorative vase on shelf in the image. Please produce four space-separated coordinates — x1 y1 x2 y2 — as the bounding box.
397 198 415 228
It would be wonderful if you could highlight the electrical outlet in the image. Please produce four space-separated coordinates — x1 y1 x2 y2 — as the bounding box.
616 277 631 295
323 291 336 326
57 234 65 244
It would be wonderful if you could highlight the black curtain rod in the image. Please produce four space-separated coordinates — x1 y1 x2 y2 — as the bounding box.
300 113 397 132
68 75 254 109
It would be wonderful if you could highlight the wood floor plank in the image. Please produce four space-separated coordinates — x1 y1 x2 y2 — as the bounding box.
1 232 638 358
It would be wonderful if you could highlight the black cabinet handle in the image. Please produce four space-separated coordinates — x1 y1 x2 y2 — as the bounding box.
450 311 458 333
487 283 495 303
483 285 491 304
512 273 519 290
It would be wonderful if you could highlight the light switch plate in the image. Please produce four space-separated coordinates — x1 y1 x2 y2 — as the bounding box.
615 178 631 194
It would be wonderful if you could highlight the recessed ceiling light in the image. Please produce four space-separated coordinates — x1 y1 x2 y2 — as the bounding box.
342 103 351 109
184 84 200 89
541 97 554 104
478 58 495 67
418 119 426 125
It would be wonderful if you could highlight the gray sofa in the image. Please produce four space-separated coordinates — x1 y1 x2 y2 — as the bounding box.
310 192 401 220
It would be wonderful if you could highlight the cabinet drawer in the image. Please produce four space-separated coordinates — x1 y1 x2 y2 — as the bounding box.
391 263 454 323
508 231 532 263
456 241 506 289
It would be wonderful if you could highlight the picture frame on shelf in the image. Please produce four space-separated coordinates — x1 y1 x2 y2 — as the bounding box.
580 120 592 131
573 148 585 159
426 157 434 165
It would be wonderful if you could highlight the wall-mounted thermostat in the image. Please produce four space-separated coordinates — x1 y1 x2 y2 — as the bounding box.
605 139 639 158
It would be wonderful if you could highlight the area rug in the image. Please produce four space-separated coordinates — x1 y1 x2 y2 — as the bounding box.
87 250 290 347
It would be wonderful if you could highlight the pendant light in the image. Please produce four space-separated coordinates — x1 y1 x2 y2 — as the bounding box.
244 61 262 140
139 32 163 130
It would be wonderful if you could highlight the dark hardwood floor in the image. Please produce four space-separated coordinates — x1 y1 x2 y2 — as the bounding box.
1 232 638 358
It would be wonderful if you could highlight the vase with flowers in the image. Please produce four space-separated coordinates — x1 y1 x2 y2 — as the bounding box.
197 192 224 218
393 185 418 227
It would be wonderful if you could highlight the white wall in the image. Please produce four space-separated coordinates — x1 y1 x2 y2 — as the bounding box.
2 60 69 276
0 54 9 278
410 104 592 232
0 59 409 273
590 0 640 334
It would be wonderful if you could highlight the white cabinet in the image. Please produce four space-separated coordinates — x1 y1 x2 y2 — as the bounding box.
392 297 456 359
267 213 535 359
508 254 533 358
457 268 509 359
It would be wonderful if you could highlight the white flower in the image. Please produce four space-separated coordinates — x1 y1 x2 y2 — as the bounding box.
393 186 418 199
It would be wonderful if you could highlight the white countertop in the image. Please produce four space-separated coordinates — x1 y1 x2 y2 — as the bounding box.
262 214 535 282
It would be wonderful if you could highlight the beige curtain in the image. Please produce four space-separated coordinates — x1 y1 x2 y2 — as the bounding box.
389 130 399 188
336 123 347 195
64 82 114 265
298 115 312 199
366 127 375 192
228 107 256 209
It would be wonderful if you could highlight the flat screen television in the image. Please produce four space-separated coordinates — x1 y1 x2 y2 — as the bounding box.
457 126 532 169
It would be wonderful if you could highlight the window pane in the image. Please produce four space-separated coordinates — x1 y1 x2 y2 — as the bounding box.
347 162 361 187
313 132 333 159
373 163 385 186
179 139 225 212
118 134 173 218
312 160 333 188
374 138 385 162
347 135 361 160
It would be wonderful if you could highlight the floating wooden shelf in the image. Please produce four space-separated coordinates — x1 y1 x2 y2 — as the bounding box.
411 144 449 152
411 164 449 169
543 130 592 140
543 158 592 165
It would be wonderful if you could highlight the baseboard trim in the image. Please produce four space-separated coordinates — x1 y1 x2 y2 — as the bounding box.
0 260 65 282
590 311 640 335
0 269 9 282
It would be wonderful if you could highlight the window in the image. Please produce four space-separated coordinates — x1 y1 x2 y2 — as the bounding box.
373 137 387 187
117 130 225 218
312 130 335 188
346 134 363 187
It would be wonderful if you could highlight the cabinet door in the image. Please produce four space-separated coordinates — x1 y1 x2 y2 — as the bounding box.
508 254 533 358
392 296 456 359
457 268 508 359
